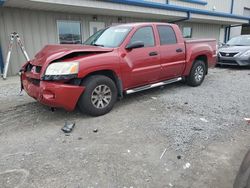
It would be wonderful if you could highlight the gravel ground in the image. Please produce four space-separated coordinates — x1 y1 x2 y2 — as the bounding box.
0 67 249 188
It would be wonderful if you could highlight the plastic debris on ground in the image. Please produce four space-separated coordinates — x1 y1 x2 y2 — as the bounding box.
191 127 203 131
160 148 167 159
244 118 250 124
151 97 157 100
183 162 191 169
200 117 209 123
169 183 173 187
61 121 75 133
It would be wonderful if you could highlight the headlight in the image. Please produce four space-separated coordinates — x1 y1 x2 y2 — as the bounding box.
241 50 250 57
45 62 79 75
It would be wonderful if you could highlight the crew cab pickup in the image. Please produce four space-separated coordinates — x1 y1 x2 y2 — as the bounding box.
21 23 217 116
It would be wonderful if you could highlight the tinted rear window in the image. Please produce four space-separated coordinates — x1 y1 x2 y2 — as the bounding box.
157 25 177 45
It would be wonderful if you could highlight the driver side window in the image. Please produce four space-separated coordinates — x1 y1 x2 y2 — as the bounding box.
130 26 155 47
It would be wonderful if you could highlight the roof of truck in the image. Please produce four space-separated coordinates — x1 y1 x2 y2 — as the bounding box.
112 22 175 27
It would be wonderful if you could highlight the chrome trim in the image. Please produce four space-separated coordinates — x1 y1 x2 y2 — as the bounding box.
125 77 182 94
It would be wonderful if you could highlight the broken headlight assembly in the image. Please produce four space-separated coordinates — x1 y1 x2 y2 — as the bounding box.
42 62 79 80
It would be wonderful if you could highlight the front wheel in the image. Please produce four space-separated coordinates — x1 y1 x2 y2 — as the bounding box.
186 60 206 87
78 75 118 116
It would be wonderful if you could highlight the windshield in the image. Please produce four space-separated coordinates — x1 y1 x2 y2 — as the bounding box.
83 26 132 48
226 35 250 46
83 29 106 46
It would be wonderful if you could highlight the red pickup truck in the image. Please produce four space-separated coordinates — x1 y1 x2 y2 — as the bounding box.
21 23 217 116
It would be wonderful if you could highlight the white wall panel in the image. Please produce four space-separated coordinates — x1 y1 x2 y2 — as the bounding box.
178 22 221 41
0 7 156 75
3 1 247 76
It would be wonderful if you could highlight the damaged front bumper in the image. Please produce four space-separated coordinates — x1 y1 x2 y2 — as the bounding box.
21 72 85 111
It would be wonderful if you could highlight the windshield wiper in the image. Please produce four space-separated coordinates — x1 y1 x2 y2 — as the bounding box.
92 43 104 47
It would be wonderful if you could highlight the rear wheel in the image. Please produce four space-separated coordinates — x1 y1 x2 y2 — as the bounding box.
78 75 118 116
186 60 206 87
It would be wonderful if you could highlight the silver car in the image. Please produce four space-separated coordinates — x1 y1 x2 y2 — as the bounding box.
218 35 250 66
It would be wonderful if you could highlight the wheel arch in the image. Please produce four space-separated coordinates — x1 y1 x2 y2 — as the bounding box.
194 55 208 74
184 54 208 76
80 69 123 98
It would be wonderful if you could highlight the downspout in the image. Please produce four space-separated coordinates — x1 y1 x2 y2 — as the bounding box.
0 46 4 74
0 0 6 73
230 0 234 14
170 11 191 23
224 25 231 42
226 0 234 41
224 26 228 43
227 26 231 41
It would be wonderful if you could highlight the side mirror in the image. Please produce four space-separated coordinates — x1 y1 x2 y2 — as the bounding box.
126 41 144 50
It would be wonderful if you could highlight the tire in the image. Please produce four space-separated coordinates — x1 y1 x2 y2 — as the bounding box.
186 60 206 87
78 75 118 116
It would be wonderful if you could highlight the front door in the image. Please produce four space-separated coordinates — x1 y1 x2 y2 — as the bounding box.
121 26 162 88
89 22 105 36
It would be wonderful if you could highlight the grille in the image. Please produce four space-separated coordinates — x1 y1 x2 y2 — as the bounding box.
220 60 238 65
26 63 42 73
219 52 238 57
27 77 40 86
35 66 42 73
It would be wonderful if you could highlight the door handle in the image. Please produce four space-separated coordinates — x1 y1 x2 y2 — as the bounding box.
149 51 158 56
176 48 183 53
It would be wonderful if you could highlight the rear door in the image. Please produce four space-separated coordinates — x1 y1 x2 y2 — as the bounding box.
121 26 162 88
156 25 185 79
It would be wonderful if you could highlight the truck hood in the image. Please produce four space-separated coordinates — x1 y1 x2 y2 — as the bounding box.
219 45 250 53
31 44 114 66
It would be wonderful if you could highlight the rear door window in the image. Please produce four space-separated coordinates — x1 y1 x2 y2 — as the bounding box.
157 25 177 45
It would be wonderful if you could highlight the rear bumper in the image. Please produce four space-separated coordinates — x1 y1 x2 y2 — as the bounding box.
210 55 217 67
21 73 85 111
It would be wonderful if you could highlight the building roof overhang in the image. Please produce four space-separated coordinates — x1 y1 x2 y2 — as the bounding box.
2 0 250 25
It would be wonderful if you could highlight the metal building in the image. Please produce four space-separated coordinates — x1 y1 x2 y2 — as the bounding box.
0 0 250 76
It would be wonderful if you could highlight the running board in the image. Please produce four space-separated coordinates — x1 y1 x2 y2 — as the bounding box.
125 77 182 94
